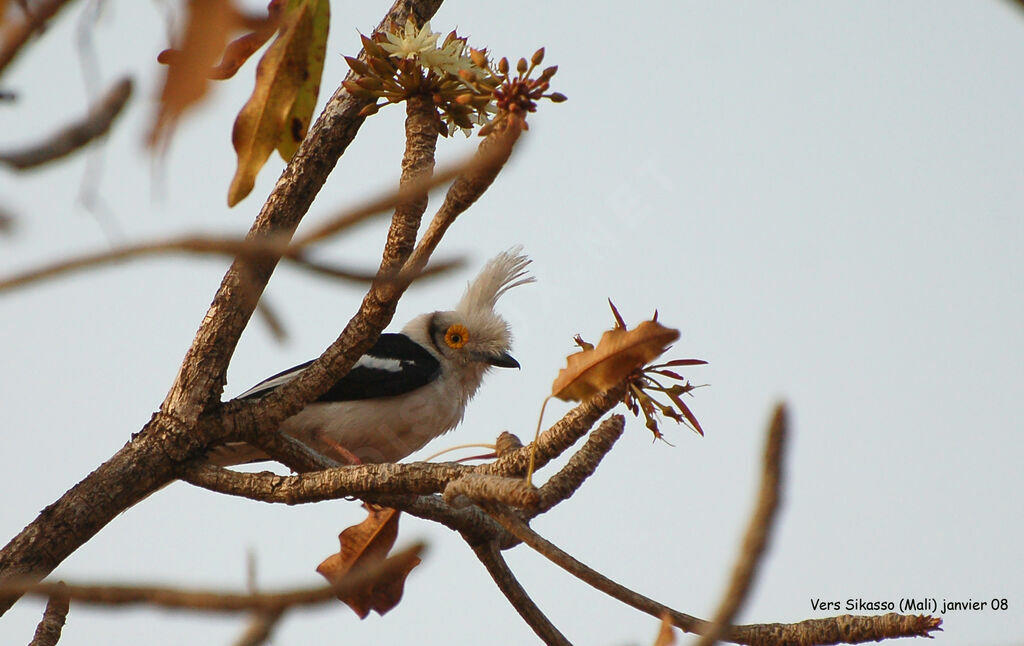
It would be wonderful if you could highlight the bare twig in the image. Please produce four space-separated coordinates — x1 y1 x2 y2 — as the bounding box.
293 150 498 249
254 299 288 344
0 232 461 294
232 610 283 646
469 540 570 646
0 76 132 170
727 614 942 645
2 543 424 613
695 404 787 646
28 582 68 646
487 507 707 636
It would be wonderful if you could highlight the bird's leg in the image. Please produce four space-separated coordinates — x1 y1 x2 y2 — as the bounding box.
312 430 363 465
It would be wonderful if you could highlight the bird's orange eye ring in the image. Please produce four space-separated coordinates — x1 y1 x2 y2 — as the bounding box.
444 324 469 349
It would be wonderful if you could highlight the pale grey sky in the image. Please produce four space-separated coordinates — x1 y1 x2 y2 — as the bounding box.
2 2 1022 645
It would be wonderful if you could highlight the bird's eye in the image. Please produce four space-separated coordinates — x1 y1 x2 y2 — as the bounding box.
444 324 469 349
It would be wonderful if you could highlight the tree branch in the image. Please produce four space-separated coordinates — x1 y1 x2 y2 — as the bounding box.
0 0 445 616
532 415 625 515
487 507 708 635
695 404 787 646
28 582 68 646
232 610 283 646
469 540 570 646
0 76 132 170
180 385 629 507
2 543 423 613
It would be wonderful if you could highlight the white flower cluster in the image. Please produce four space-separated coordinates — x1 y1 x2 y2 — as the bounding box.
380 19 480 77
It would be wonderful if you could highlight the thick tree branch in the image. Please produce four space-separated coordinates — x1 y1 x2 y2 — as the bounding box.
0 0 445 616
159 0 444 424
469 540 571 646
180 386 628 506
444 474 539 509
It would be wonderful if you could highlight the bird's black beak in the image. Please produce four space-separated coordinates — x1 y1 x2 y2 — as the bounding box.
487 352 520 369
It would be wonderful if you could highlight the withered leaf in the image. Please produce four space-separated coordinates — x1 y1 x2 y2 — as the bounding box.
149 0 236 149
157 1 284 81
227 0 312 206
316 505 421 619
552 319 680 402
276 0 329 160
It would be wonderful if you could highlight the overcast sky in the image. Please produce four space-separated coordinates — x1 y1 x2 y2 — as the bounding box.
2 1 1023 645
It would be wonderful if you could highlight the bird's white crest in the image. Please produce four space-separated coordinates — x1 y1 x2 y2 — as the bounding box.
456 246 534 315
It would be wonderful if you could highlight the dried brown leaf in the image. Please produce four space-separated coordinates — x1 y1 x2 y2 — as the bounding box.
157 1 283 81
315 505 421 619
552 319 680 402
149 0 236 149
227 1 312 206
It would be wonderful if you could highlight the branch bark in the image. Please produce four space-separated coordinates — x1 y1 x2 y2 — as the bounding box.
0 0 445 616
695 404 787 646
469 540 571 646
28 583 68 646
2 543 423 613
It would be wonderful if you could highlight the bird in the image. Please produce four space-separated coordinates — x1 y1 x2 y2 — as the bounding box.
207 248 533 467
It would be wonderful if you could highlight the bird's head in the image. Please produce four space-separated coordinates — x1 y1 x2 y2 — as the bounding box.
404 248 534 379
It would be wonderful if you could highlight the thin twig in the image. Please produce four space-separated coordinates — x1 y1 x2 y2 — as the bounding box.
0 76 132 170
292 144 503 249
488 507 707 635
2 544 424 613
695 404 787 646
232 610 283 646
469 540 571 646
254 299 288 344
0 233 460 294
28 582 68 646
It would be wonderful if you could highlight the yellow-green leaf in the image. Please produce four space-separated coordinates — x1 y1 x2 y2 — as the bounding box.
227 2 312 207
276 0 329 160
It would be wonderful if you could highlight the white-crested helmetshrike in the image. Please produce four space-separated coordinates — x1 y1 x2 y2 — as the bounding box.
208 248 533 466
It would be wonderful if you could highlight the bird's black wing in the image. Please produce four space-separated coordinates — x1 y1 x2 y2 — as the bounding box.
236 333 441 402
